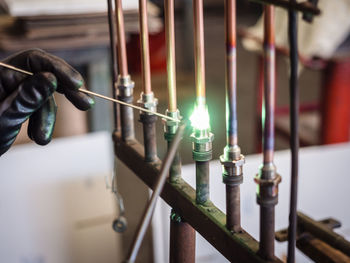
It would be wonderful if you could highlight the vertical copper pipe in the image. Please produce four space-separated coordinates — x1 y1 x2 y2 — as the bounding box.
139 0 152 94
258 5 277 261
165 0 177 112
263 5 275 164
193 0 206 105
114 0 129 77
225 0 238 147
107 0 120 130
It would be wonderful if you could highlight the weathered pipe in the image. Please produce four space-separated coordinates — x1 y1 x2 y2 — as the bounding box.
226 185 241 232
260 205 275 260
140 114 158 162
196 161 209 205
168 141 182 183
119 95 135 141
170 212 196 263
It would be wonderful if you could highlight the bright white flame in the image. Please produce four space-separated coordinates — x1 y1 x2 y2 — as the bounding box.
190 104 210 130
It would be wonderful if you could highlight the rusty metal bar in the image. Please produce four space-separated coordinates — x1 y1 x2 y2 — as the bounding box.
249 0 320 15
287 1 299 262
113 133 283 263
297 212 350 257
297 233 350 263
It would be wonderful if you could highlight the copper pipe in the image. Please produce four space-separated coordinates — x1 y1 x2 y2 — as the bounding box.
263 5 276 164
114 0 129 77
139 0 152 94
170 214 196 263
225 0 237 147
193 0 206 105
257 6 278 261
107 0 120 131
165 0 177 112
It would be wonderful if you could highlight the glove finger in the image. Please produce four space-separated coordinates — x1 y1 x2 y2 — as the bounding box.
64 87 95 111
4 49 94 110
5 49 83 92
0 72 57 156
28 96 57 145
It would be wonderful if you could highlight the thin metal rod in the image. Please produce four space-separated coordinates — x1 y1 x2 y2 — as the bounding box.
0 62 179 123
225 0 238 147
125 123 186 263
164 0 177 112
80 89 178 122
139 0 152 94
263 5 276 164
107 0 120 130
193 0 206 106
287 2 299 262
114 0 129 77
0 62 33 75
249 0 320 15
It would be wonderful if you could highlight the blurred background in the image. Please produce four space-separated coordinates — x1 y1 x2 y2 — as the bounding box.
1 0 350 262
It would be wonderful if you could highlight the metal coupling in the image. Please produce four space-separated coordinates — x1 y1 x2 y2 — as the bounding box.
220 145 245 186
117 75 134 97
137 91 158 114
164 110 181 141
191 129 214 162
254 163 282 207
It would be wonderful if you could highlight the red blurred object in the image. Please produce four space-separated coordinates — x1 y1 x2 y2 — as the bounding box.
321 59 350 144
127 29 166 74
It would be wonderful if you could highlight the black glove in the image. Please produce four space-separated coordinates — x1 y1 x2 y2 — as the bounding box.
0 49 95 156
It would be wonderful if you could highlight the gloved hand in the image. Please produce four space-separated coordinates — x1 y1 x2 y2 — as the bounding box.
0 49 95 156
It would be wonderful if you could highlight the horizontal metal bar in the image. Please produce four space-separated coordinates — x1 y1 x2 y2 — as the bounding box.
297 212 350 257
113 132 283 263
249 0 320 15
297 233 350 263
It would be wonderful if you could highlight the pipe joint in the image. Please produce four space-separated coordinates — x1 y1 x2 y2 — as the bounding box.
164 110 182 139
191 130 214 162
117 75 134 97
137 91 158 113
255 164 281 206
220 146 245 182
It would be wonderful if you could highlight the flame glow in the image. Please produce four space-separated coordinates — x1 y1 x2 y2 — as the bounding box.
190 104 210 130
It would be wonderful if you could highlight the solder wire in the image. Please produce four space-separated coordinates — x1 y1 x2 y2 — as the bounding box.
0 62 179 123
287 2 299 262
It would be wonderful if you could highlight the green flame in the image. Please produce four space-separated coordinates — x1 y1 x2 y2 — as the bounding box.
190 103 210 130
